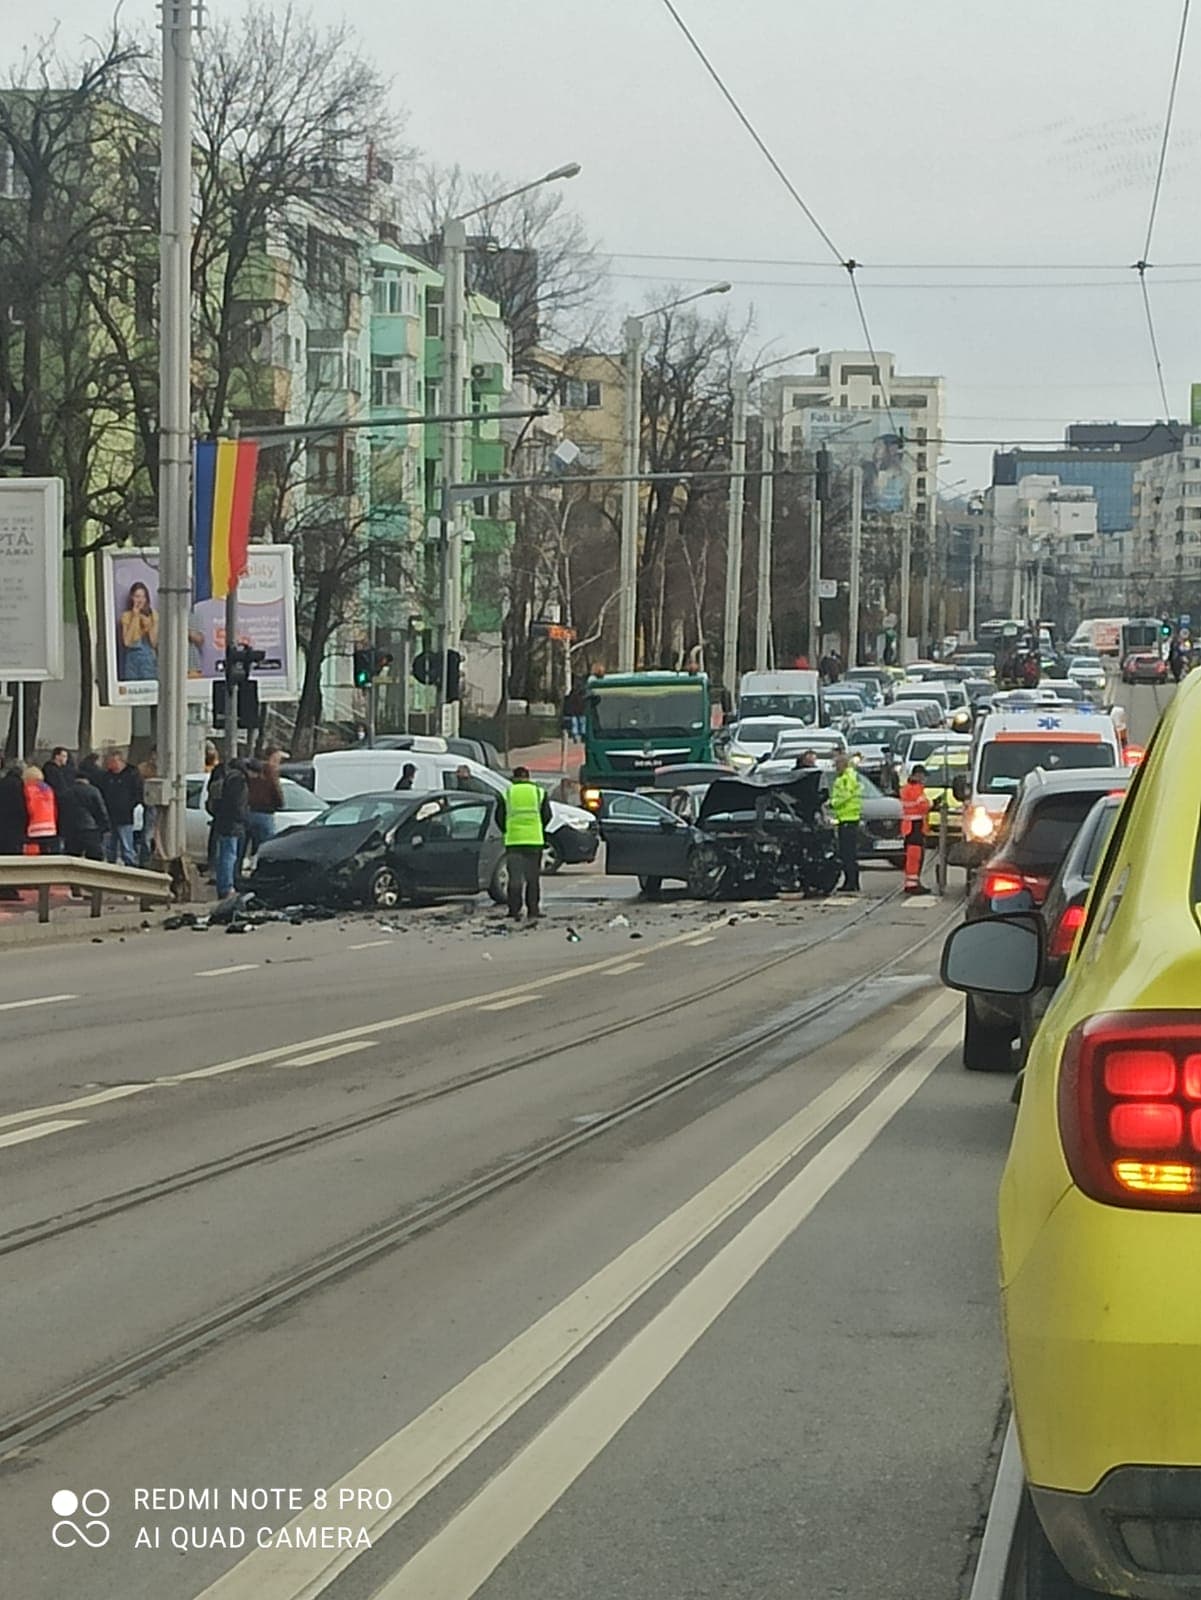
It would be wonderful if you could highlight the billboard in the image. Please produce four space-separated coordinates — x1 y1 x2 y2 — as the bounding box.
1191 384 1201 427
799 409 920 514
0 478 63 680
100 544 297 707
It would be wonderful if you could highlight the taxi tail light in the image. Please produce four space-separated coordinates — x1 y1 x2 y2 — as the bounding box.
1058 1013 1201 1209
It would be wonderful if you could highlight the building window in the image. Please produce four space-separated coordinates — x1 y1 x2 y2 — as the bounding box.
306 349 344 391
0 145 29 200
425 296 443 338
871 395 880 408
563 378 602 409
371 356 417 409
347 354 363 395
424 380 442 417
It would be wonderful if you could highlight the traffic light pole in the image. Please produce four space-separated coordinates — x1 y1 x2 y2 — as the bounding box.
223 583 240 763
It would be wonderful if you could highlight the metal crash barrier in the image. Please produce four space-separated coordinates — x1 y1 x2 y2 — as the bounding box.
0 856 173 923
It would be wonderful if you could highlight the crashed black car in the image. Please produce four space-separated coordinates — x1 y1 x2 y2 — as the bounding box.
248 791 507 909
600 769 840 899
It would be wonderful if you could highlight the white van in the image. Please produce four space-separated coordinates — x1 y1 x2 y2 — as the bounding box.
737 670 819 726
309 750 599 872
957 707 1123 864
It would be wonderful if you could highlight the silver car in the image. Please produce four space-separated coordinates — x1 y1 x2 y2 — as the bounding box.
184 772 329 862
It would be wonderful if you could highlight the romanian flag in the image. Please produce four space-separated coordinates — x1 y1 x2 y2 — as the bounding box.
192 439 259 602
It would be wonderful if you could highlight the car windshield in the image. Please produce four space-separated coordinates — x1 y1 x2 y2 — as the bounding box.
922 759 969 786
848 724 899 745
588 684 707 736
311 796 407 828
979 740 1114 794
733 719 806 746
1069 657 1102 671
738 693 818 721
1042 681 1084 701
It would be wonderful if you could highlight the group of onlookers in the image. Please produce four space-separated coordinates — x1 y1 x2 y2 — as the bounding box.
203 745 286 898
0 748 155 899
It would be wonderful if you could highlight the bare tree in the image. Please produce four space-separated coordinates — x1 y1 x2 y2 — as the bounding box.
403 163 606 365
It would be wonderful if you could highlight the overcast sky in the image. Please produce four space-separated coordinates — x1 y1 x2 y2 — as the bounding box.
11 0 1201 487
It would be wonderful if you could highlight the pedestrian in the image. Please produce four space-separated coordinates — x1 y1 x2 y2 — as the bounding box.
0 760 27 896
394 762 417 792
561 682 586 743
245 755 284 857
899 763 931 894
61 770 110 861
211 758 249 898
42 746 76 806
96 750 143 866
78 750 104 787
793 750 818 769
830 752 863 894
22 765 60 854
495 765 552 922
137 749 160 864
1170 640 1185 683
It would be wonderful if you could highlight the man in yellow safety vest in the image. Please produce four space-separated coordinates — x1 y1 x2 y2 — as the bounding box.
495 766 553 922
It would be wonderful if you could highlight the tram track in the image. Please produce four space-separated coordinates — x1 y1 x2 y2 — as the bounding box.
0 890 960 1455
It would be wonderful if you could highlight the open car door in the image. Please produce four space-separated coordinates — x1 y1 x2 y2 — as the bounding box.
598 790 693 882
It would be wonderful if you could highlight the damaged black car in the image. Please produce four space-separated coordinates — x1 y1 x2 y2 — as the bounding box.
247 792 507 909
600 769 841 900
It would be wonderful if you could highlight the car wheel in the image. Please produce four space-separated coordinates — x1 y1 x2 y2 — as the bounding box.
638 874 663 899
487 857 509 905
686 843 726 901
1012 1491 1098 1599
541 843 564 875
366 865 403 909
963 996 1016 1072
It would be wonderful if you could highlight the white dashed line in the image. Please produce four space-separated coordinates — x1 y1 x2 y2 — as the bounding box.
348 939 395 950
195 964 260 978
604 960 645 975
279 1041 379 1069
0 1118 87 1149
0 993 77 1012
481 995 538 1012
684 936 716 947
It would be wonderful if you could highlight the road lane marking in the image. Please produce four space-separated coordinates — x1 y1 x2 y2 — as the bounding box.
480 996 538 1012
968 1416 1022 1600
0 907 843 1133
0 1118 86 1150
684 935 715 947
375 1017 961 1600
191 989 957 1600
277 1041 378 1069
604 960 644 975
195 964 260 978
0 993 77 1012
348 939 395 950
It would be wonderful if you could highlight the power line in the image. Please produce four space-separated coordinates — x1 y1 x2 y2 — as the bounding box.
1137 269 1172 417
598 250 1201 271
1143 0 1192 260
608 271 1201 291
656 0 844 265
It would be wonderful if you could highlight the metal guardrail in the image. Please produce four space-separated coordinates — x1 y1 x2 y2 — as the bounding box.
0 856 173 923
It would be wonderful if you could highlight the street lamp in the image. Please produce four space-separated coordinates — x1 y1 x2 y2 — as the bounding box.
440 162 581 730
617 281 731 672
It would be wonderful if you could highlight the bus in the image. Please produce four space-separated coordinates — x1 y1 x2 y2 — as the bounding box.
581 671 714 786
1120 617 1163 659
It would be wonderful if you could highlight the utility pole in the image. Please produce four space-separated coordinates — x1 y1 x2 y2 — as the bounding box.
968 540 978 640
157 0 195 861
440 216 468 734
618 314 643 673
755 401 776 671
808 498 823 663
899 518 912 666
848 464 863 669
222 587 239 762
721 369 748 689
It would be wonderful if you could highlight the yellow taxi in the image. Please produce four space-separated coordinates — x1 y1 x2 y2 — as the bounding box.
920 749 970 842
942 671 1201 1598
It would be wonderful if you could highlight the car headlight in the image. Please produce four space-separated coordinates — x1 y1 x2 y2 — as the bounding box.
966 806 997 841
729 751 754 769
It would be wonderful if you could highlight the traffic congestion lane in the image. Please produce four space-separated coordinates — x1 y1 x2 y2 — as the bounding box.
0 886 938 1422
0 965 1010 1600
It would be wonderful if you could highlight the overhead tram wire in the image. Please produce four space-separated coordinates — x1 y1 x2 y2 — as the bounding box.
1133 0 1192 419
656 0 901 430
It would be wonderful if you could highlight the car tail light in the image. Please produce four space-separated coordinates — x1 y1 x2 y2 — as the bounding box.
1059 1012 1201 1208
981 867 1051 904
582 787 602 812
1048 901 1086 958
1123 744 1145 767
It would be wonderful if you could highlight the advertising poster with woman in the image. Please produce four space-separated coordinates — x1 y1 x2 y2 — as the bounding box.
800 409 917 514
101 547 297 705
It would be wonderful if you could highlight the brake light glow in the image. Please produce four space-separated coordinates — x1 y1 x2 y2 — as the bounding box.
1048 902 1087 959
966 806 996 841
582 788 602 812
1059 1013 1201 1208
981 867 1051 905
1122 743 1145 766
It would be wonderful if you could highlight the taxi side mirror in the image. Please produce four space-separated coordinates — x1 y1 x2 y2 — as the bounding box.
941 915 1042 996
951 773 969 801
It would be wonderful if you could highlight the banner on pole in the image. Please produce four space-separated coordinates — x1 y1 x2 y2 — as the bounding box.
192 439 258 601
0 478 63 680
100 544 297 706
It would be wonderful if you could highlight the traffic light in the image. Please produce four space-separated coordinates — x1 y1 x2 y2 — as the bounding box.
410 648 462 700
224 643 266 686
815 447 832 504
1161 619 1173 638
353 647 394 687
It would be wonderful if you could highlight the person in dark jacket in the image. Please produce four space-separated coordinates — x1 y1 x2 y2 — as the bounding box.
0 761 27 898
212 759 249 898
61 772 110 860
78 751 104 788
97 751 143 866
245 756 284 857
43 747 77 804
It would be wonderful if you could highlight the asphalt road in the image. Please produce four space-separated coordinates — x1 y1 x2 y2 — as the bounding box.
0 693 1169 1600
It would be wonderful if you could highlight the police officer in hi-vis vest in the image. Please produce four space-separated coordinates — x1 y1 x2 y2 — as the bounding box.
495 766 553 922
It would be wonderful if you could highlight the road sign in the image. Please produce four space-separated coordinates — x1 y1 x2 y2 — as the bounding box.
1180 613 1191 627
818 578 838 600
